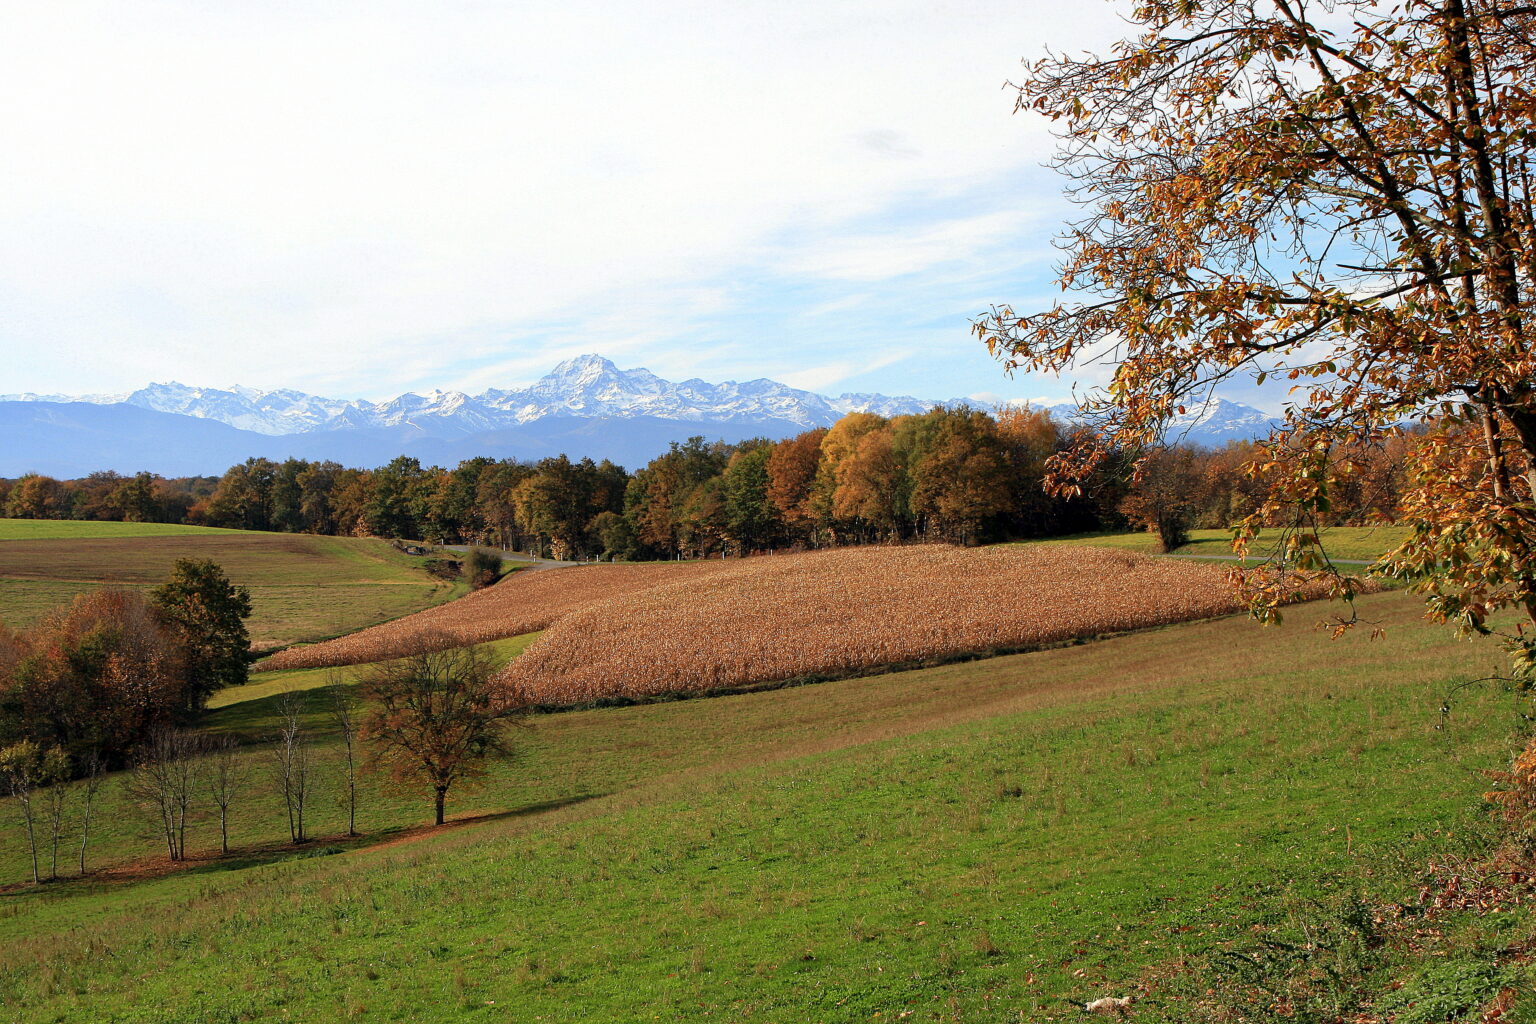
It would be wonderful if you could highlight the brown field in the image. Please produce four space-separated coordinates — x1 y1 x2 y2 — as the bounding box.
498 544 1291 705
257 560 738 670
0 533 459 650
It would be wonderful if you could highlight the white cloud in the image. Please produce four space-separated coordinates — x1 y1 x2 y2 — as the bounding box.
0 0 1127 399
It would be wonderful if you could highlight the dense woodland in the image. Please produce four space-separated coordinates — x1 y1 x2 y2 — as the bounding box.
0 406 1415 559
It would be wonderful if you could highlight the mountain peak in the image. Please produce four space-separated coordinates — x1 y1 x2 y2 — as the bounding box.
547 354 620 379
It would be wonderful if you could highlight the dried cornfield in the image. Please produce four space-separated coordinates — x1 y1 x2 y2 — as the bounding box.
497 544 1312 705
256 561 736 671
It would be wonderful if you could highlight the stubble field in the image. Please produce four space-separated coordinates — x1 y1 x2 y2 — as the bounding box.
498 544 1303 705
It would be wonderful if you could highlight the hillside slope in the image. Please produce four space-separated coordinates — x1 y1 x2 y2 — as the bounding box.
0 521 462 649
0 590 1525 1022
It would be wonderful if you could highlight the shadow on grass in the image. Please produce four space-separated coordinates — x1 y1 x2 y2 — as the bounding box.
0 792 604 901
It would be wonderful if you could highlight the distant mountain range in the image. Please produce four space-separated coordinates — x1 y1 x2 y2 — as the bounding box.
0 354 1279 477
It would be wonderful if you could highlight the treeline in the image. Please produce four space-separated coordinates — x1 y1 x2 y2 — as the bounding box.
1 406 1416 558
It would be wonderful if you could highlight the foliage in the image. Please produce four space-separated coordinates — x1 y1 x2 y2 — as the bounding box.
0 589 190 763
975 0 1536 665
150 558 253 702
360 640 521 825
1375 957 1514 1024
464 547 503 589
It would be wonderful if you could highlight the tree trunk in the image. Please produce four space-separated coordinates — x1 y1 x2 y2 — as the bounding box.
78 799 93 875
434 786 447 826
22 811 38 885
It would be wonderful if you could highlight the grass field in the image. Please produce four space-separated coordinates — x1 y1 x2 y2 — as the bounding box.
207 633 543 709
0 588 1529 1022
0 520 248 541
259 559 736 670
0 522 465 650
1028 524 1411 563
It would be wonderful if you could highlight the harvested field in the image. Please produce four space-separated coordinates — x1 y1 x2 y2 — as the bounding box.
499 544 1305 704
258 561 737 671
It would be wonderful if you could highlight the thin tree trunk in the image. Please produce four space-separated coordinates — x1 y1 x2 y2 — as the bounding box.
78 797 93 875
22 808 38 885
434 786 447 826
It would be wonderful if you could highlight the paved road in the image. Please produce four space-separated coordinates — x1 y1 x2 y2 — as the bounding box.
440 545 581 571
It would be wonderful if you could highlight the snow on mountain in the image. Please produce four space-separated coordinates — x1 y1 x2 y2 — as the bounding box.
5 354 1279 448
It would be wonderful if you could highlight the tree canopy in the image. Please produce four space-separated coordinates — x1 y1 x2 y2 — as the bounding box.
976 0 1536 666
150 558 253 702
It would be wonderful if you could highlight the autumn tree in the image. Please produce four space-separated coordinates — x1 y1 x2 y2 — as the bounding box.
722 444 780 553
360 640 520 826
151 558 253 703
5 475 64 519
75 749 105 873
907 408 1012 544
1120 446 1204 552
976 0 1536 665
766 428 828 545
0 589 190 762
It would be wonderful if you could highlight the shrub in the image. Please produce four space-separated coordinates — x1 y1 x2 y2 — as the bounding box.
465 548 504 590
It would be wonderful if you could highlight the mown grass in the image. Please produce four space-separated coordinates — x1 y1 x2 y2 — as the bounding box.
0 520 249 541
0 589 1530 1021
0 531 465 649
208 633 543 709
1027 524 1411 564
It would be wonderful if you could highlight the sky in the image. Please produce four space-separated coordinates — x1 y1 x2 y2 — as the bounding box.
0 0 1200 409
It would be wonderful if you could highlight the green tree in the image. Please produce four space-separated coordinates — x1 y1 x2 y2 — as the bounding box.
151 559 253 704
723 444 780 553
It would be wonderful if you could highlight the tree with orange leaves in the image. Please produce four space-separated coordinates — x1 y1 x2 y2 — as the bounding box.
977 0 1536 670
360 638 521 826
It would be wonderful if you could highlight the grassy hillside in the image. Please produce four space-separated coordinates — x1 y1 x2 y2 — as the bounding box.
0 522 465 649
0 520 248 541
1027 524 1411 563
0 589 1529 1022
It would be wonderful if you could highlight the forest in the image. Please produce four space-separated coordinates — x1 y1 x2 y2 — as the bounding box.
0 404 1417 560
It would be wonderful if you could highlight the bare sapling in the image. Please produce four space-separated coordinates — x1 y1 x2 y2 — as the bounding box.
76 749 105 875
204 734 250 856
272 690 310 843
129 729 203 862
0 740 45 884
39 746 71 880
326 675 360 837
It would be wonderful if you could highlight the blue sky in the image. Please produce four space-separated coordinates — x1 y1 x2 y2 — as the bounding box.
0 1 1282 409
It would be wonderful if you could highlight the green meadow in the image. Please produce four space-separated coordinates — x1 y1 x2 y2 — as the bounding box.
0 521 465 650
0 588 1530 1022
1026 525 1411 564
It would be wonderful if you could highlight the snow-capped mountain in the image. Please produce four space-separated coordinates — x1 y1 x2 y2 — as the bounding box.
6 356 939 438
0 355 1279 476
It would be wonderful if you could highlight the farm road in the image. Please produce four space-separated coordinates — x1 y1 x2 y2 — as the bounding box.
441 546 580 570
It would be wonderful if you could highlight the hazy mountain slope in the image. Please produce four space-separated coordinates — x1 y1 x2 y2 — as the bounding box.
3 355 1281 476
